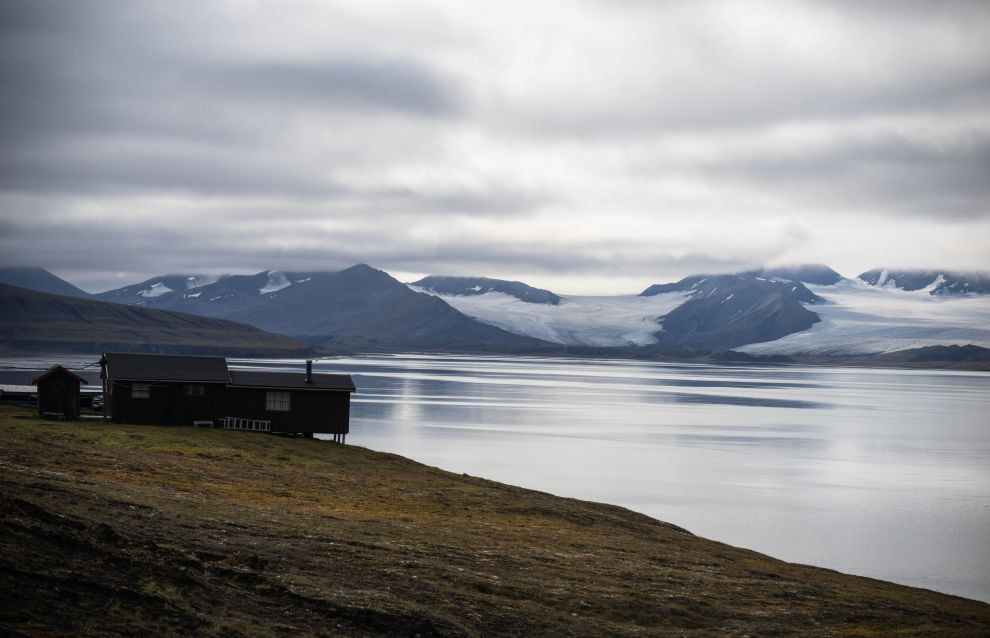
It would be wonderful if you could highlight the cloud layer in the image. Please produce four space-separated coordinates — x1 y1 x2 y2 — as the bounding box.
1 0 988 293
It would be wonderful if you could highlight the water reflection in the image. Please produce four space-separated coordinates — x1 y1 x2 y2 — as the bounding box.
8 353 983 602
286 353 990 604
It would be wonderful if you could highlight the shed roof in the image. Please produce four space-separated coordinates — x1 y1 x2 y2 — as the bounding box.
103 352 231 383
228 370 356 392
32 365 88 385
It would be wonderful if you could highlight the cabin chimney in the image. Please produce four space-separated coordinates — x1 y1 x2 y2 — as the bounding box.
305 359 313 384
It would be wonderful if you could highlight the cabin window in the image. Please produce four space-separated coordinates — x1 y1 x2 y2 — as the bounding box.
132 383 151 399
266 391 291 412
183 384 205 397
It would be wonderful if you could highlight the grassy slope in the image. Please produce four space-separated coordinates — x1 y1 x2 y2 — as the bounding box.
0 405 987 637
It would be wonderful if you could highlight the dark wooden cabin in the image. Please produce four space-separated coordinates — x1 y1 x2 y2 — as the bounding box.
32 365 88 420
101 353 355 439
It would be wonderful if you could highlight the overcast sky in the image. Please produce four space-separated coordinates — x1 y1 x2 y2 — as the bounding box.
1 0 989 294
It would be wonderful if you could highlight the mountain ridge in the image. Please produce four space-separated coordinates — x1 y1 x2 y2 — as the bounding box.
858 268 990 295
412 275 562 305
7 264 990 358
0 283 315 356
0 266 92 299
93 264 554 353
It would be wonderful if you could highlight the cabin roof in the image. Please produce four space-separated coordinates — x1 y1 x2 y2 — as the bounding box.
103 352 231 383
31 365 88 385
101 353 355 392
228 370 356 392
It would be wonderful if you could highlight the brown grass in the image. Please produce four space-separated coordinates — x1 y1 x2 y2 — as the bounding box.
1 403 987 637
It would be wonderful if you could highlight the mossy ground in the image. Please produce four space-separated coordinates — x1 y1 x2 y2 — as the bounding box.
0 404 987 636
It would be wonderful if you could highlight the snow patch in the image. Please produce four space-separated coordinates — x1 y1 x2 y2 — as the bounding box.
185 275 218 289
138 282 173 298
921 274 945 295
259 270 291 294
294 277 312 284
184 292 202 299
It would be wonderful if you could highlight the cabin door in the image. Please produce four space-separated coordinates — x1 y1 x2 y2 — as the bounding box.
159 385 176 425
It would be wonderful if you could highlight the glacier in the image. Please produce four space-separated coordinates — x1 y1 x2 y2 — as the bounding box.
739 279 990 355
409 286 690 347
412 278 990 354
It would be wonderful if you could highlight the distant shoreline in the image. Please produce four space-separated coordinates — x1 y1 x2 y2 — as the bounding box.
3 345 988 372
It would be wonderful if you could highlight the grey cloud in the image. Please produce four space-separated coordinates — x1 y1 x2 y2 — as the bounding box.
1 0 988 292
509 1 990 138
0 0 463 197
213 59 461 116
0 207 755 294
519 71 990 140
693 133 990 219
0 147 351 199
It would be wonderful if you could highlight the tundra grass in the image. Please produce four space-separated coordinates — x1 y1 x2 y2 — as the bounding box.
0 404 987 637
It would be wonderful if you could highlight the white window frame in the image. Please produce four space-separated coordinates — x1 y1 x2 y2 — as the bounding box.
266 391 291 412
132 383 151 399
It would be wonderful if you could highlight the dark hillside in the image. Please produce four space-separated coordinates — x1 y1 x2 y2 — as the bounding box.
1 405 988 636
642 274 822 349
0 283 314 356
0 266 91 298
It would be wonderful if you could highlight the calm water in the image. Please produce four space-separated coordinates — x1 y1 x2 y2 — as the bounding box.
5 354 988 602
233 354 990 603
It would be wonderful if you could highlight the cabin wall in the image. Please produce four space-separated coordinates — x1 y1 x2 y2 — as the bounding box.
108 381 226 426
37 375 81 420
223 387 350 434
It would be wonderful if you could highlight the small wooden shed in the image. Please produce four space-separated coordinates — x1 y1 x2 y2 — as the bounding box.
32 366 88 420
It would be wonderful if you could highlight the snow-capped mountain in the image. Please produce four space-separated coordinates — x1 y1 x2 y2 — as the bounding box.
413 265 990 354
413 276 561 305
11 262 990 357
96 271 327 312
97 274 222 303
858 269 990 296
96 265 548 352
643 274 823 348
747 264 842 286
413 271 823 349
